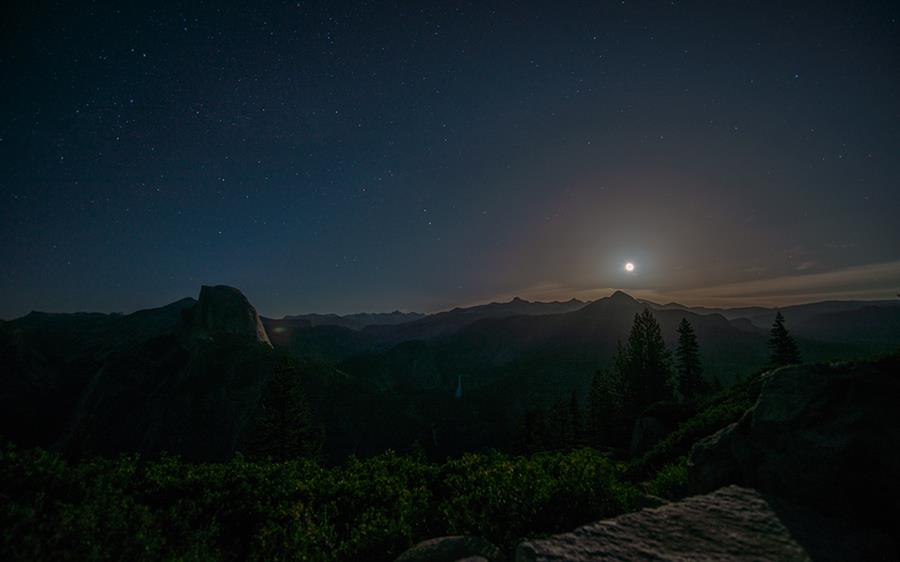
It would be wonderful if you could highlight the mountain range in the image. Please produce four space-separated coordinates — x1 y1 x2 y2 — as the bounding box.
283 310 426 331
1 286 898 462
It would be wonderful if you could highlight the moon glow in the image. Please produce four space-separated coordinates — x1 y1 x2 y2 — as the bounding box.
625 262 635 272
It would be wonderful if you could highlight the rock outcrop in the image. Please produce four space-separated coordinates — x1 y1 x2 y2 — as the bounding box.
395 536 503 562
517 356 900 561
185 285 271 346
518 486 809 561
516 485 895 561
688 357 900 529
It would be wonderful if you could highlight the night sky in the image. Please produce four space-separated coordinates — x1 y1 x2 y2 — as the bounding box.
2 1 899 319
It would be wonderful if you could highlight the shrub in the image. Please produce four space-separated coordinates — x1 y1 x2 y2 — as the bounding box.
626 375 759 480
435 448 637 550
644 457 689 500
0 444 639 562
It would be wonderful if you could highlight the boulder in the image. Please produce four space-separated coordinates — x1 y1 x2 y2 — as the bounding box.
395 536 503 562
516 485 895 562
688 357 900 529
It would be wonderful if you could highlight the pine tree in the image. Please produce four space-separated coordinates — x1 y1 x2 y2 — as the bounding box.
768 311 801 367
675 317 704 400
640 308 672 404
587 310 676 448
245 360 322 460
622 309 673 415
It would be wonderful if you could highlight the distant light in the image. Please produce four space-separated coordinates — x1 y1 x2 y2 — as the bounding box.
625 262 635 272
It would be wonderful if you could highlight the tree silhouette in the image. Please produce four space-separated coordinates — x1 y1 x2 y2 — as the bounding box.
245 359 322 460
768 311 801 367
587 310 675 448
622 309 674 415
675 317 704 400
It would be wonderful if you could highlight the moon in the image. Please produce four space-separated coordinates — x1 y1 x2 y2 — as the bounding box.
625 262 635 272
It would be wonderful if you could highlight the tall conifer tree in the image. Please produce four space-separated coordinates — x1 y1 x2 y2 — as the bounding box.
245 360 322 460
622 309 673 414
675 317 704 399
768 311 801 367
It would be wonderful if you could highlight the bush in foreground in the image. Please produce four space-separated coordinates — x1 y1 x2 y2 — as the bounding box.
0 445 638 562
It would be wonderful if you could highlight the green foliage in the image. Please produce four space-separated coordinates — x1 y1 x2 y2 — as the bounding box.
675 318 704 400
437 449 636 550
0 446 165 562
644 457 689 500
768 311 801 367
622 309 674 415
587 310 675 449
627 377 758 480
0 444 639 562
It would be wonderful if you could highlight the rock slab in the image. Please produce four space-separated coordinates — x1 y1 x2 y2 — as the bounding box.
516 485 809 561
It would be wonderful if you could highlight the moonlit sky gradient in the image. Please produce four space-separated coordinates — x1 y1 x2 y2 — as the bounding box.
2 1 899 318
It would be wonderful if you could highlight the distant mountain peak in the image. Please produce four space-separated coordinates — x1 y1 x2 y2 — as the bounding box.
185 285 271 346
580 290 639 313
609 290 636 302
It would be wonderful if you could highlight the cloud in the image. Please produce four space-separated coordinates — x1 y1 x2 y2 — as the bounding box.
744 265 768 273
508 260 900 307
640 260 900 306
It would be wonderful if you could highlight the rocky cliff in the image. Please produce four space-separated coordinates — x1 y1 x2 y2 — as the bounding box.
52 286 279 459
185 285 271 346
689 356 900 528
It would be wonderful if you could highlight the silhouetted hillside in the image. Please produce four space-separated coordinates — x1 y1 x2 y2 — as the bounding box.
2 287 898 463
654 298 900 330
362 296 588 343
1 287 279 459
284 311 425 330
262 318 379 362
